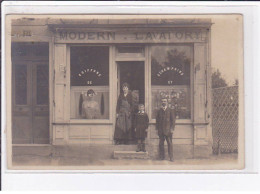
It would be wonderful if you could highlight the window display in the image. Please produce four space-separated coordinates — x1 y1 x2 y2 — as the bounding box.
70 46 109 119
151 45 191 119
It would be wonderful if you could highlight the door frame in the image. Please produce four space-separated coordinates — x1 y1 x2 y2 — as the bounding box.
114 44 149 120
11 42 51 145
113 45 149 142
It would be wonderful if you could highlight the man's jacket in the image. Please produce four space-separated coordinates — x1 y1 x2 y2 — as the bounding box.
156 107 176 137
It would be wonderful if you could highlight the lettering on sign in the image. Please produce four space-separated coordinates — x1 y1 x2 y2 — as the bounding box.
23 30 32 37
134 31 201 41
78 68 102 85
13 30 32 37
58 30 204 42
59 31 116 40
157 66 184 77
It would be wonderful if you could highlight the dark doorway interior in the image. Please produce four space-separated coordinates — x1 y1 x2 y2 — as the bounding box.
118 61 145 105
117 61 145 144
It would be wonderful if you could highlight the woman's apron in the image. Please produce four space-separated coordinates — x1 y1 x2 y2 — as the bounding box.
114 99 132 140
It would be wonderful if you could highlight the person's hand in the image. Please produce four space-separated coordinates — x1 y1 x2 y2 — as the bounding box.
116 114 119 118
134 128 136 132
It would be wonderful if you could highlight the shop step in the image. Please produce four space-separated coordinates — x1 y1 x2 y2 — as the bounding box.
113 151 149 159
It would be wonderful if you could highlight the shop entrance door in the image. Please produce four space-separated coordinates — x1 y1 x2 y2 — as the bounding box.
12 57 49 144
117 61 145 144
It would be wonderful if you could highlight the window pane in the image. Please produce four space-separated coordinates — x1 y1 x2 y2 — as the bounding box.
70 46 109 86
12 43 49 57
70 46 109 119
151 45 191 119
151 86 191 119
36 64 49 105
34 44 49 56
70 87 109 119
117 46 144 54
12 44 28 57
15 65 27 105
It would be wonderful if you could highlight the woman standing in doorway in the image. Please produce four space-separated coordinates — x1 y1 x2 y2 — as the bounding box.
114 82 133 145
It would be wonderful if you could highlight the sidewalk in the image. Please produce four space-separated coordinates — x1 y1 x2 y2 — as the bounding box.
11 145 239 169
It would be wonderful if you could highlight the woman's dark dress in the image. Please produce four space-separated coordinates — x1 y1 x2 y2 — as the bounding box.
134 112 149 140
114 93 133 142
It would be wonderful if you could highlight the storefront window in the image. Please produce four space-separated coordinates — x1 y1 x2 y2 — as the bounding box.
70 46 109 119
151 45 191 119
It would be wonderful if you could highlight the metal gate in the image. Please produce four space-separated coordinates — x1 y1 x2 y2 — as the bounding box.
212 86 239 154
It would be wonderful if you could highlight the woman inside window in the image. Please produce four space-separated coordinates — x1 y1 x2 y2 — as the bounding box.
81 89 100 119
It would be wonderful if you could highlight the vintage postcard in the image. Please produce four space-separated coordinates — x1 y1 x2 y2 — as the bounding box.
4 14 244 170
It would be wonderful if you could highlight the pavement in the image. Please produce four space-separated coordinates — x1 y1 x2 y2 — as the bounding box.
11 146 239 170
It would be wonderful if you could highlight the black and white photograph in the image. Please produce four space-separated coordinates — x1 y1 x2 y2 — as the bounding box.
3 13 244 170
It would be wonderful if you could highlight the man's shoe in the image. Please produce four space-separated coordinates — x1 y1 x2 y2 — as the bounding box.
169 158 174 162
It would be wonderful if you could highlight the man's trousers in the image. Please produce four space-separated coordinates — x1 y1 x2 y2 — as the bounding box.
159 134 173 160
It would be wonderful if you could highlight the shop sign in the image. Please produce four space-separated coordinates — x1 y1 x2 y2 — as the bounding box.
78 68 102 85
56 29 207 43
157 66 184 77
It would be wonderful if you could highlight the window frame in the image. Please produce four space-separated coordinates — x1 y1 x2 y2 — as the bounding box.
68 44 113 123
67 43 194 124
148 43 194 124
115 44 146 61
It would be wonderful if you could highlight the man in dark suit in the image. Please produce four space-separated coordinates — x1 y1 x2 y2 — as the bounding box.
156 98 176 162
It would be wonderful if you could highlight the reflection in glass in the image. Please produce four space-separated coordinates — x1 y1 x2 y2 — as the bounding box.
70 46 109 86
151 46 191 119
151 87 191 119
151 46 190 86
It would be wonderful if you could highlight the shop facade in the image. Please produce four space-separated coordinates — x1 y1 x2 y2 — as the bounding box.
11 17 213 158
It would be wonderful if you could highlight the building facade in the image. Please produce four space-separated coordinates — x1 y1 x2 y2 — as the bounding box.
11 17 213 158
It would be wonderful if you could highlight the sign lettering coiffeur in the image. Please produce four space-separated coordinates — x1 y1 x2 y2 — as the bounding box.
78 68 102 85
58 30 204 42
